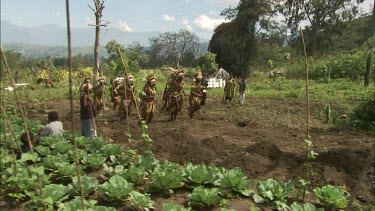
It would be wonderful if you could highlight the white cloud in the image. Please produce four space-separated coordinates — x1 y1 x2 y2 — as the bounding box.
117 20 133 32
52 12 62 16
181 18 193 31
193 15 228 31
162 14 176 22
85 17 94 25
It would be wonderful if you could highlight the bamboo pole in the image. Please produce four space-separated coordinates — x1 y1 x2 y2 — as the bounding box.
300 28 310 139
65 0 86 208
0 105 19 174
300 28 311 203
0 48 47 211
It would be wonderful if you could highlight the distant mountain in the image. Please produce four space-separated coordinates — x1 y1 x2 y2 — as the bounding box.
1 21 161 47
2 43 107 58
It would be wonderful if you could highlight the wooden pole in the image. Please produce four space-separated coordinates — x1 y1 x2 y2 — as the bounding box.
300 29 310 138
65 0 86 208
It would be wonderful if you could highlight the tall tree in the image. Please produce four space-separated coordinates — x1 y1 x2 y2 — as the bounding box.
280 0 364 56
150 29 199 69
364 2 375 87
89 0 109 80
209 0 276 75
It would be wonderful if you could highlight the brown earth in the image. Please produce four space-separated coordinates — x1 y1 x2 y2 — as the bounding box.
25 94 375 210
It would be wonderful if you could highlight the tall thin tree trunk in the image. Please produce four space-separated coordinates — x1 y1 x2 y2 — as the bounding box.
364 47 373 87
94 12 100 80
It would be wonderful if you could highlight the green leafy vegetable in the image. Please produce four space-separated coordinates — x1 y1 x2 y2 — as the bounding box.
149 161 184 193
82 154 106 170
289 202 324 211
162 203 192 211
188 186 222 209
256 179 294 203
129 191 154 210
69 175 98 196
214 167 254 197
122 164 147 185
184 163 216 186
99 175 134 201
42 184 69 206
314 185 349 209
100 144 122 157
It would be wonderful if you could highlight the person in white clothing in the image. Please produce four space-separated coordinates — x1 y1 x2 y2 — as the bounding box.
39 111 63 137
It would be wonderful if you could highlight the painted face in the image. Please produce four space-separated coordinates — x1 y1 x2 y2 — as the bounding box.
149 79 156 86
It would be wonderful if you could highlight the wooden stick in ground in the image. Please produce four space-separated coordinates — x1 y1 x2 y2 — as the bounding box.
300 28 311 203
0 105 18 174
65 0 86 208
0 50 47 210
300 28 310 138
117 47 141 120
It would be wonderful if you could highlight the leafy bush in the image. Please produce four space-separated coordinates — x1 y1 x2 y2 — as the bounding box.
314 185 349 209
349 100 375 130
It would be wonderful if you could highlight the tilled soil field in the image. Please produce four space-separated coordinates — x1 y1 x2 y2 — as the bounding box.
26 94 374 210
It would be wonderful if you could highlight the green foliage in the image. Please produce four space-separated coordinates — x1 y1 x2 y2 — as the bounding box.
41 154 69 170
55 162 84 178
99 175 134 201
69 176 99 196
256 179 294 203
349 100 375 130
129 191 154 210
214 167 254 197
85 137 106 153
122 164 147 185
162 203 192 211
148 161 184 193
314 185 349 209
138 155 160 172
289 202 324 211
82 154 106 170
100 144 123 157
58 197 99 211
184 163 217 187
197 52 219 74
188 186 222 209
42 184 69 207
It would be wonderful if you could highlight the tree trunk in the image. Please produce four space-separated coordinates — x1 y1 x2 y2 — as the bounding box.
364 48 373 87
94 13 100 81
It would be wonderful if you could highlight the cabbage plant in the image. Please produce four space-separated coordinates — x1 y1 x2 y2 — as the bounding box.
314 185 349 209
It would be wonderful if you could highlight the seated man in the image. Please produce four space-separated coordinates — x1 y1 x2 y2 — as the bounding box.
17 132 43 164
39 111 63 137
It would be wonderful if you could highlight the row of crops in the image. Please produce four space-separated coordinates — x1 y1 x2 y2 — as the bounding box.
0 112 357 211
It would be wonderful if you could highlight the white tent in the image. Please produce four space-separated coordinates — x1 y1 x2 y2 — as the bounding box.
207 68 229 88
211 68 230 79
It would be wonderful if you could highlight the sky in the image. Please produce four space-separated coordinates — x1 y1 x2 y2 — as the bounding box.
1 0 373 40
